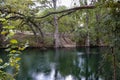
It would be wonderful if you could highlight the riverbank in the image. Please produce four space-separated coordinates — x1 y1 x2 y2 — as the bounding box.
0 32 108 48
13 32 77 48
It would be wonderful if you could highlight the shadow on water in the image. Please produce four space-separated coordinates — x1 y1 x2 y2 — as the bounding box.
1 47 120 80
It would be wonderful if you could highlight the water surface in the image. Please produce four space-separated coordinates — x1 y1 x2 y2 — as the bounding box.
1 47 118 80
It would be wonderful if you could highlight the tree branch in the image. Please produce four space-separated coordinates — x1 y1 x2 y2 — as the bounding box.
58 10 76 20
0 5 95 19
34 5 95 19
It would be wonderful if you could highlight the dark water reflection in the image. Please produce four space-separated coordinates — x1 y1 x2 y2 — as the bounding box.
1 47 118 80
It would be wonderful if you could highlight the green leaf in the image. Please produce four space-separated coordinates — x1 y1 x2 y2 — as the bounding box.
9 31 15 37
5 48 11 52
0 18 6 21
3 26 15 29
16 51 21 54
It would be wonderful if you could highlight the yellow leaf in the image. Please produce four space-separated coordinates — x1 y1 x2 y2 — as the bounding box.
10 50 16 53
1 31 8 35
10 39 18 44
10 62 14 66
0 18 6 21
15 58 21 61
18 47 25 51
0 59 3 63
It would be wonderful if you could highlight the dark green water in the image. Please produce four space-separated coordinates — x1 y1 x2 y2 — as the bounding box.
1 47 119 80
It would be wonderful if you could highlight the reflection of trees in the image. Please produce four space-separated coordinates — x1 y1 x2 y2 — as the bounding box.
55 48 103 80
16 49 54 80
14 47 117 80
77 48 101 80
98 47 116 80
56 48 81 79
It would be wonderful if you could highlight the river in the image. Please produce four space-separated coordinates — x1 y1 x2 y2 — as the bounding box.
0 47 119 80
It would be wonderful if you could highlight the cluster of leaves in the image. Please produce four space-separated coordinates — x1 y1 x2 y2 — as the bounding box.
0 18 28 79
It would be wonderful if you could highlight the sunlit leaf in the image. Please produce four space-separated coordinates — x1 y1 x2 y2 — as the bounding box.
0 18 6 21
10 62 14 67
18 47 25 51
0 59 3 64
9 31 15 36
10 39 18 44
3 26 15 29
10 50 17 53
1 31 8 35
15 58 21 61
3 63 9 68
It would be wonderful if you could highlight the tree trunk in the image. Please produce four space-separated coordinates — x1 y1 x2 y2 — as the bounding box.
36 23 44 43
27 22 39 42
0 22 4 47
95 11 102 46
85 1 90 47
53 0 60 48
29 20 44 43
85 11 90 47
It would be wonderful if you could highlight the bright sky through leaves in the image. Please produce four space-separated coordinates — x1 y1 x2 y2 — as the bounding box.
57 0 80 8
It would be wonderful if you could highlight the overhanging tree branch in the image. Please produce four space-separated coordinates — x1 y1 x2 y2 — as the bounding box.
34 5 95 19
0 5 95 19
58 10 76 20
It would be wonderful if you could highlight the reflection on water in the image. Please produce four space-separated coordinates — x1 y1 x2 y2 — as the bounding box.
2 47 117 80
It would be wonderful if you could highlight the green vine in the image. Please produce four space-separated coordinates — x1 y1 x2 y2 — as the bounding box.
0 18 28 79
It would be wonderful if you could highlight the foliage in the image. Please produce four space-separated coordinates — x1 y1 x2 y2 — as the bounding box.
0 0 120 79
0 70 15 80
0 18 28 79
